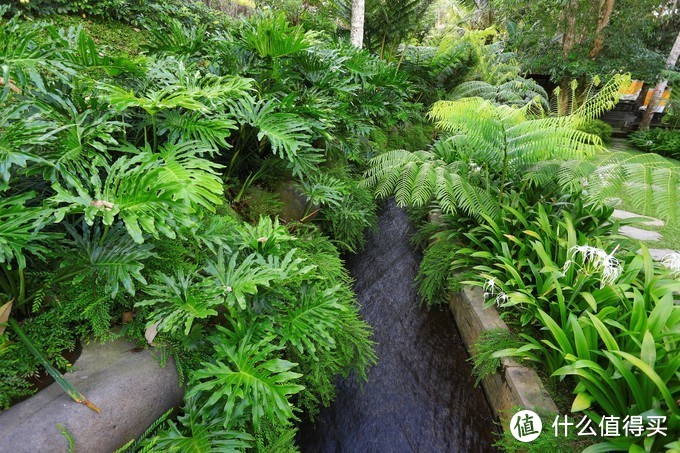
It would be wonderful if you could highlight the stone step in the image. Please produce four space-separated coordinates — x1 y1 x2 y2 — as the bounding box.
612 209 665 227
619 226 663 241
648 248 677 261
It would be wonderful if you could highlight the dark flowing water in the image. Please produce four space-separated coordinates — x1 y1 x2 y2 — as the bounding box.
298 201 498 452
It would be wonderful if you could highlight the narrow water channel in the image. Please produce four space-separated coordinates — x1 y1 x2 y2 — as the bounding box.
298 200 498 452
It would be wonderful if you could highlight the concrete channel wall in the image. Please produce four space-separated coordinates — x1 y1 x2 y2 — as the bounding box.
449 285 558 429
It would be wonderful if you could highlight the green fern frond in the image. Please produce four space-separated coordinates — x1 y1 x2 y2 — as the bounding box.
451 77 549 111
571 74 632 124
364 95 659 221
558 151 680 221
240 13 312 59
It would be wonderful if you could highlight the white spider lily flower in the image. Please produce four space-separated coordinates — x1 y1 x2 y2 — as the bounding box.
662 252 680 277
567 244 623 287
495 292 508 307
483 278 496 298
560 259 573 277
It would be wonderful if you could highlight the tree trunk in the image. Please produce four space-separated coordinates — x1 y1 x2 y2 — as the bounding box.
557 79 571 116
640 31 680 130
561 0 580 56
589 0 615 58
350 0 365 48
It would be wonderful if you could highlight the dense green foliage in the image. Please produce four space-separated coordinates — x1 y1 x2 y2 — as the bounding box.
337 0 435 55
630 128 680 159
3 0 679 451
409 191 679 451
365 74 680 223
575 119 612 145
361 22 679 447
382 69 680 450
6 0 224 26
0 6 425 448
491 0 669 82
470 329 520 385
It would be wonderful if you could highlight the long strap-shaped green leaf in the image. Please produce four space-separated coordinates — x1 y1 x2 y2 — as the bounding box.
8 318 100 412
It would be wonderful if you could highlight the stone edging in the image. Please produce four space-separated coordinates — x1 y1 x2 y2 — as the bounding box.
449 285 558 429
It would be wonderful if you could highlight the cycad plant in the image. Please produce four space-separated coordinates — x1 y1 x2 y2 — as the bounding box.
449 77 549 111
364 74 680 223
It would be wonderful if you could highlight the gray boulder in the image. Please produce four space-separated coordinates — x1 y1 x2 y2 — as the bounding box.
0 337 183 453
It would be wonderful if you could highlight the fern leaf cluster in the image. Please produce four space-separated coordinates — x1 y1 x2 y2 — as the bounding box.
365 76 678 223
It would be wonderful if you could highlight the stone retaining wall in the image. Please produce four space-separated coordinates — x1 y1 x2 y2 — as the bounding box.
449 285 558 429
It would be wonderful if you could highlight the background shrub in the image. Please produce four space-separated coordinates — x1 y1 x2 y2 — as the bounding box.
575 119 612 144
629 128 680 159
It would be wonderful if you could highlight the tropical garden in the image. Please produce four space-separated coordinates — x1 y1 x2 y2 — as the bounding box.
0 0 678 451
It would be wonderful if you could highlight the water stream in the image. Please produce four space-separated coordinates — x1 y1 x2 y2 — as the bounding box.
298 200 498 452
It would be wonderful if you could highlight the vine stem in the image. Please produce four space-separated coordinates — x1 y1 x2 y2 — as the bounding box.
9 317 101 412
151 114 158 151
498 126 508 203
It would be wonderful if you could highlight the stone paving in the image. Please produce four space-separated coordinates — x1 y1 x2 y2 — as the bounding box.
611 209 677 260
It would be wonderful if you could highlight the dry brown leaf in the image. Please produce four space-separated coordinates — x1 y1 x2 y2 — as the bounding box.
122 311 134 324
144 321 160 346
0 300 13 336
0 77 21 94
